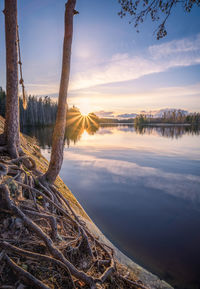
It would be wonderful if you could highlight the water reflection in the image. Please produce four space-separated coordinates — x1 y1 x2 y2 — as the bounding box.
134 124 200 139
22 125 53 149
22 121 200 289
22 109 99 149
58 147 200 289
22 122 200 149
65 108 99 146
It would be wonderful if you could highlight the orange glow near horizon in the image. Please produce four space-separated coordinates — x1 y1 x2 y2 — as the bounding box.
77 98 92 116
66 109 99 134
81 113 89 117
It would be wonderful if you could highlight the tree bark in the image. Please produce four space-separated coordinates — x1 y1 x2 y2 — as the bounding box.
3 0 20 158
41 0 76 184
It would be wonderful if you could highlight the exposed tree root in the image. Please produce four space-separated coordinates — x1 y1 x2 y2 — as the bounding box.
10 155 36 170
3 253 51 289
0 242 76 289
0 153 150 289
22 210 58 241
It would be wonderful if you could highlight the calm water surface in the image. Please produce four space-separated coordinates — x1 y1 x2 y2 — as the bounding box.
24 125 200 289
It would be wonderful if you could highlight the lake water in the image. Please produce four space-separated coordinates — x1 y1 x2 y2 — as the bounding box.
23 124 200 289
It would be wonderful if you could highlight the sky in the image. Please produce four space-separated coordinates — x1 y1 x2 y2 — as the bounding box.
0 0 200 117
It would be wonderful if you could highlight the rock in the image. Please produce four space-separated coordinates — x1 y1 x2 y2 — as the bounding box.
14 217 23 230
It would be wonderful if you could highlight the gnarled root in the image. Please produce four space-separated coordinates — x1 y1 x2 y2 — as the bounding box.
10 155 36 170
3 253 51 289
0 241 76 289
0 154 149 289
1 184 96 288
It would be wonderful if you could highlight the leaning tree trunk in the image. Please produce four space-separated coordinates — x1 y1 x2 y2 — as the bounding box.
41 0 76 184
3 0 20 158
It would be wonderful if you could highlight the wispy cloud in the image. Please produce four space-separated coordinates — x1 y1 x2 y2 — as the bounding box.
68 82 200 114
117 113 137 118
134 82 200 99
63 151 200 204
149 34 200 58
25 34 200 114
26 83 59 96
70 34 200 91
95 111 115 118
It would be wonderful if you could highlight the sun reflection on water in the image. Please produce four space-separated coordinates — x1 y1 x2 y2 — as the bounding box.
65 107 100 146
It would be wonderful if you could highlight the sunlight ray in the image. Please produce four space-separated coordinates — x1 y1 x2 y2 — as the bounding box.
66 114 82 126
87 115 99 128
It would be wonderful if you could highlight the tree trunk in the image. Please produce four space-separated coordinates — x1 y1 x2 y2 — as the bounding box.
41 0 76 184
3 0 20 158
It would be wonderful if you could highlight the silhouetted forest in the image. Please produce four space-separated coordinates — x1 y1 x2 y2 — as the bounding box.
135 110 200 126
23 106 100 148
1 87 200 128
99 118 134 124
0 87 57 127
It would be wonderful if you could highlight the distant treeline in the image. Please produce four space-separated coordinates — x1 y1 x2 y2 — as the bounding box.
99 110 200 125
1 87 199 127
0 87 57 127
135 110 200 126
99 118 134 124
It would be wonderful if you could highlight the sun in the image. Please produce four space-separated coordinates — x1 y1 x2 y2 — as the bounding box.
81 112 89 117
79 98 92 116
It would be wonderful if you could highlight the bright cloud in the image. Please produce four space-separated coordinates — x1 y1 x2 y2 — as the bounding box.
68 82 200 114
24 34 200 113
153 82 200 98
70 34 200 91
95 111 115 118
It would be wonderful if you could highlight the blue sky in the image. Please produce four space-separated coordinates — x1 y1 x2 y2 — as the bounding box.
0 0 200 116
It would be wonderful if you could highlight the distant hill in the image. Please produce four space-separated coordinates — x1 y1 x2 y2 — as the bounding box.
113 108 190 119
153 108 189 118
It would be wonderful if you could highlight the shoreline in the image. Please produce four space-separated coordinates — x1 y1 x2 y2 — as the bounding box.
82 213 173 289
99 122 194 126
0 115 173 289
144 123 192 126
